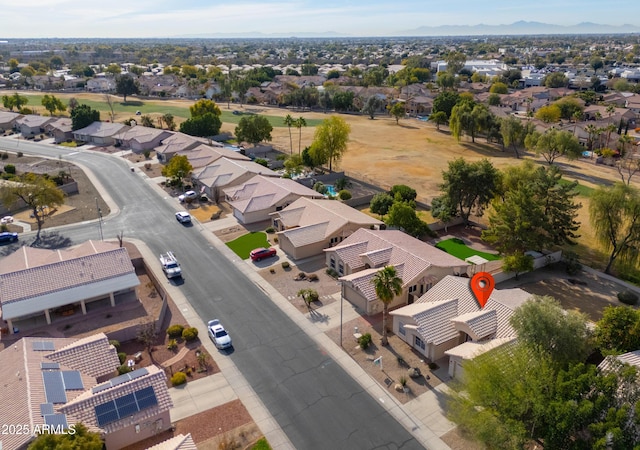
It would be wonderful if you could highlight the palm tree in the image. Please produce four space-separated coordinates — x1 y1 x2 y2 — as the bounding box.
284 114 295 155
606 104 616 123
585 124 598 152
295 117 307 155
371 266 403 346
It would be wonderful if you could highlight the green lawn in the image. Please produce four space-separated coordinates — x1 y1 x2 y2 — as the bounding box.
226 231 270 259
435 238 501 261
18 93 321 127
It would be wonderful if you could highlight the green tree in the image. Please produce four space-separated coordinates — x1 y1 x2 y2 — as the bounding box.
369 192 394 218
595 306 640 355
179 112 221 137
489 82 508 94
534 104 562 123
235 115 273 146
502 253 534 279
105 63 122 75
499 115 533 158
28 423 103 450
294 117 307 155
70 104 100 131
283 154 304 178
362 96 383 120
590 55 604 73
389 102 405 124
430 195 456 232
189 99 222 118
309 116 350 172
438 158 500 225
0 173 65 240
371 266 403 346
445 51 466 74
390 184 417 203
140 115 155 128
3 92 28 111
284 114 295 154
510 295 592 365
524 128 582 165
115 73 140 102
430 111 447 131
590 183 640 274
432 91 459 120
385 201 429 238
41 94 66 116
543 72 569 88
162 113 176 131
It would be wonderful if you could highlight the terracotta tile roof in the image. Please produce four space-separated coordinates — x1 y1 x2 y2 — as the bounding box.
451 309 497 340
177 144 247 169
331 241 368 271
46 333 120 378
61 365 173 435
225 175 322 213
0 244 136 304
148 433 197 450
193 158 278 189
155 132 209 155
599 350 640 373
73 121 129 137
340 264 406 302
275 198 383 245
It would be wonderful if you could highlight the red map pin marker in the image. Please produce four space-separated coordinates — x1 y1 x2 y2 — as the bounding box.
470 272 495 308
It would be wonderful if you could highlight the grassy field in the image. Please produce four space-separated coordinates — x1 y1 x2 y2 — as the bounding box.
436 238 502 261
226 232 270 259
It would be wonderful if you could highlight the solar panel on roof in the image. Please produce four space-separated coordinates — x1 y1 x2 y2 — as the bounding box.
44 414 68 429
62 371 84 390
33 341 55 351
95 400 118 427
93 386 158 427
91 367 150 394
135 386 158 410
115 393 138 418
40 403 54 416
42 371 67 404
41 362 60 370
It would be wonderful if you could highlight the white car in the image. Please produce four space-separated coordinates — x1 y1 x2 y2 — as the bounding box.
175 211 192 223
0 216 14 224
207 319 232 350
178 190 198 202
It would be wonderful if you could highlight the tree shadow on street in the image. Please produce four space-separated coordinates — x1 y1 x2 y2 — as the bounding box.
29 231 73 249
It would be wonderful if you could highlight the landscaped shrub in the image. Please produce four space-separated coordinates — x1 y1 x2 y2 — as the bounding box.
171 372 187 386
313 182 328 195
109 339 120 349
265 226 275 233
618 290 639 305
167 339 178 350
117 364 131 375
143 150 151 159
118 352 127 365
17 152 23 157
308 273 319 281
326 268 338 278
338 189 352 200
4 164 15 174
281 261 290 269
358 333 372 349
182 327 199 342
1 152 8 160
167 324 185 338
428 362 438 370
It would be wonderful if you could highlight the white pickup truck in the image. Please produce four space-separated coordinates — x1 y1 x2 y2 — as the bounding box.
159 252 182 279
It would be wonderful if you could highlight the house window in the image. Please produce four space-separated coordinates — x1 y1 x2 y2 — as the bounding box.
338 262 344 275
408 285 417 294
399 322 406 336
330 257 336 269
415 336 425 350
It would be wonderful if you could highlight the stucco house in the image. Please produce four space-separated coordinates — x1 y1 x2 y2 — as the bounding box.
0 241 139 334
114 125 172 152
390 275 531 379
15 114 55 137
224 175 324 224
191 157 279 202
0 332 172 449
176 143 249 170
45 117 73 143
73 121 129 146
271 198 383 260
330 229 469 315
154 132 214 163
0 110 22 132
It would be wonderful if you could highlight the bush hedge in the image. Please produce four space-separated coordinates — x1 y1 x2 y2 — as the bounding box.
167 324 185 338
118 352 127 365
171 372 187 386
182 327 199 342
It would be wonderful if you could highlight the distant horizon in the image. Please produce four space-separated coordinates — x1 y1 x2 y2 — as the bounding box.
2 0 638 39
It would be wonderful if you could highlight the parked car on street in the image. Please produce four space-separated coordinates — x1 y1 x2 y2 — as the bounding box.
0 216 14 224
207 319 232 349
178 190 198 202
250 247 277 261
159 251 182 278
0 232 19 243
175 211 192 224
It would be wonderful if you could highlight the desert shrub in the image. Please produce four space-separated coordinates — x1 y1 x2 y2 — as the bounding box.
358 333 372 349
428 362 438 370
326 268 338 278
4 164 15 174
143 150 151 159
167 339 178 350
167 324 185 338
313 182 328 195
618 290 639 305
0 224 8 232
117 364 131 375
297 272 306 279
144 163 152 170
182 327 199 342
338 189 352 200
171 372 187 386
265 226 275 233
281 261 290 269
118 352 127 365
564 251 582 275
308 273 319 281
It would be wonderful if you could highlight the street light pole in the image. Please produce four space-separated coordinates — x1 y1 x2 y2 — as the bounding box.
95 197 103 241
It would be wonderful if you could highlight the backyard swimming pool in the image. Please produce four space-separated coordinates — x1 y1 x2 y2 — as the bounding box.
325 185 338 196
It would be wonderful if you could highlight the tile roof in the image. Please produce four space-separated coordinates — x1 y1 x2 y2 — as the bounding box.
61 364 173 435
46 333 120 378
177 144 248 169
193 158 278 189
0 111 21 123
116 125 172 144
275 198 383 245
225 175 322 213
340 264 406 303
155 132 210 155
16 114 54 127
45 117 72 133
148 433 197 450
391 275 531 345
73 121 129 137
444 338 516 359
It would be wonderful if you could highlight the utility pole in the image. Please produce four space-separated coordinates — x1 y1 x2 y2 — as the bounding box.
95 197 103 241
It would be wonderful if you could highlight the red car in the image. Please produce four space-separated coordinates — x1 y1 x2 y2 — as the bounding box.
250 247 277 261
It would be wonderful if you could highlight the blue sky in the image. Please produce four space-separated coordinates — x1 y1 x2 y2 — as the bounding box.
1 0 636 38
